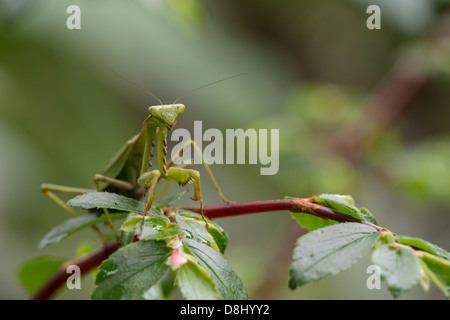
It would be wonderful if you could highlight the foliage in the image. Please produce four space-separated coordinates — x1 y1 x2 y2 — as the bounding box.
19 192 450 299
4 0 449 301
18 256 66 296
20 192 247 300
291 194 450 298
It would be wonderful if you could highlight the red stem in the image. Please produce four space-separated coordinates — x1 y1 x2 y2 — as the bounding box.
182 198 383 231
184 199 293 218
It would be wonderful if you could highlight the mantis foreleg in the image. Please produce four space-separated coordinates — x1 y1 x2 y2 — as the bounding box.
169 139 234 204
41 184 95 217
138 166 207 230
166 167 206 228
41 172 137 239
94 174 134 192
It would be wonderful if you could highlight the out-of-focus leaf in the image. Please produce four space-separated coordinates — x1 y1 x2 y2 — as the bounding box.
392 140 450 205
18 256 66 295
76 241 98 257
420 251 450 298
395 235 450 260
169 0 205 29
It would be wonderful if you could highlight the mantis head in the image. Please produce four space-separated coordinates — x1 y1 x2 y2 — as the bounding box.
148 104 186 130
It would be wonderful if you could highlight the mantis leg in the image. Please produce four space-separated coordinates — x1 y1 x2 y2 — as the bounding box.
155 163 192 201
41 183 96 217
166 167 207 228
137 170 161 234
137 167 208 230
93 174 135 239
169 139 234 204
41 183 107 242
93 174 134 192
42 174 135 239
42 173 135 217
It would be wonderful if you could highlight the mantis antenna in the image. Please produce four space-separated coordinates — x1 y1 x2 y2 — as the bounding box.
172 73 247 104
110 69 164 105
111 69 246 105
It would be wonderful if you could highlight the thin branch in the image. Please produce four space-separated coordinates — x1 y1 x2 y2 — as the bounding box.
180 198 384 231
180 199 293 218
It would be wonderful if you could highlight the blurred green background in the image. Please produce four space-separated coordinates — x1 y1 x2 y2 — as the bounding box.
1 0 449 299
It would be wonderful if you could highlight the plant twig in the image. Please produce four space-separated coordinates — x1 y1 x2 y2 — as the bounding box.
181 198 384 231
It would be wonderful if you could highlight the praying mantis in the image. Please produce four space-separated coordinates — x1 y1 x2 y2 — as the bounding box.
41 74 238 237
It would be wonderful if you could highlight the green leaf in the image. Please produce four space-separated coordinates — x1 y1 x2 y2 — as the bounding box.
67 192 143 212
92 240 172 300
177 260 220 300
120 215 183 241
291 211 338 231
315 194 363 221
289 223 380 289
67 192 166 219
360 207 377 225
140 217 183 241
120 215 142 232
76 241 98 257
119 233 134 249
371 244 422 298
420 251 450 297
119 213 136 247
176 213 220 253
204 221 228 254
18 256 66 295
143 270 176 300
177 210 228 253
38 213 128 248
141 217 182 241
184 239 248 300
395 235 450 260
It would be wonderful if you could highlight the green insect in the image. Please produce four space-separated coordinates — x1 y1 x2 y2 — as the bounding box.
41 74 238 236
